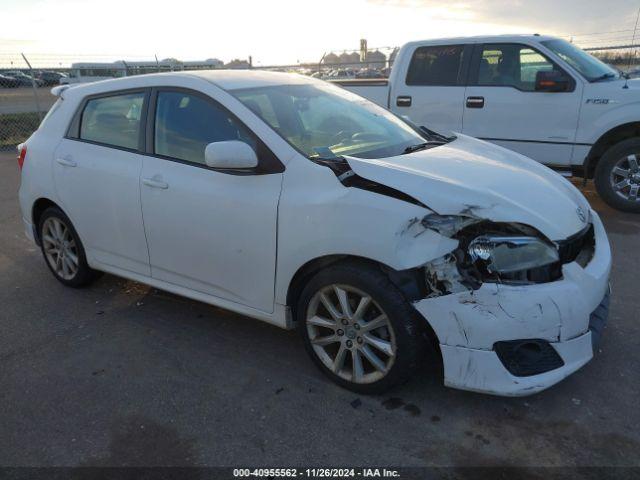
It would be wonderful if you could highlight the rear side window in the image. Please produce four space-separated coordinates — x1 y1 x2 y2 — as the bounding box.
406 45 465 86
79 92 144 149
154 91 257 165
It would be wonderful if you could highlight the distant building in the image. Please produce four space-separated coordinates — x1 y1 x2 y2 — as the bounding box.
225 59 250 69
364 50 386 69
339 52 360 66
323 52 339 65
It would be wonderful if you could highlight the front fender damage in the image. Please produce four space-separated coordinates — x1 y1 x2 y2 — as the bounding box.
394 212 564 351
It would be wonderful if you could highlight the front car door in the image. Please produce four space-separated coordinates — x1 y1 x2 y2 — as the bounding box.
53 89 151 275
139 88 284 313
391 44 472 135
462 43 583 167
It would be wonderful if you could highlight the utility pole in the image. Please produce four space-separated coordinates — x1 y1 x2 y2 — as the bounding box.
21 53 43 121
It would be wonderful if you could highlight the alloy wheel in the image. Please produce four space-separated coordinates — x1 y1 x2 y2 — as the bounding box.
610 153 640 202
42 217 79 280
305 284 396 384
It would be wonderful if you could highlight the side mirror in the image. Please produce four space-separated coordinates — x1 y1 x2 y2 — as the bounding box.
535 70 570 92
204 141 258 169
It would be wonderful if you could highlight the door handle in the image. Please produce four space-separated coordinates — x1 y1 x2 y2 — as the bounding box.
396 96 412 107
466 96 485 108
142 177 169 189
55 156 77 167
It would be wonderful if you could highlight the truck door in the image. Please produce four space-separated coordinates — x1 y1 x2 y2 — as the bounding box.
462 43 582 167
390 44 471 135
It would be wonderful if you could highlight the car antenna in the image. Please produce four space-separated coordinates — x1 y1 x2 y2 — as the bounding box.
624 5 640 89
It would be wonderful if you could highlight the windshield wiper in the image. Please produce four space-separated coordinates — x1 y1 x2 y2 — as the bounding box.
403 143 430 154
591 73 616 83
403 142 446 154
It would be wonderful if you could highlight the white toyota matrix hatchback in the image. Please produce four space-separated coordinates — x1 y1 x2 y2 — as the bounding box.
18 71 611 396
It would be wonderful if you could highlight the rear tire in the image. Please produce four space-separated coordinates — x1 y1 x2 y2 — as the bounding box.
594 138 640 213
38 207 102 288
296 260 426 394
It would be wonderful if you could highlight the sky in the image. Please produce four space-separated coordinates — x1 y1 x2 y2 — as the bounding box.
0 0 639 66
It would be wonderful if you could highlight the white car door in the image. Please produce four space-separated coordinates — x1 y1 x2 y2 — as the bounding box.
139 88 283 313
462 43 583 167
390 44 471 135
53 90 150 275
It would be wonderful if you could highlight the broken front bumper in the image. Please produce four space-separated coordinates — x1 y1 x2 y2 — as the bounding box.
413 211 611 396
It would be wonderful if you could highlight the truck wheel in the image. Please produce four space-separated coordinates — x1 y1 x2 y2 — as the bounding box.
296 260 426 394
594 138 640 213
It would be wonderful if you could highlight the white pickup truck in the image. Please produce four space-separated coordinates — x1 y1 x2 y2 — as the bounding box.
336 34 640 212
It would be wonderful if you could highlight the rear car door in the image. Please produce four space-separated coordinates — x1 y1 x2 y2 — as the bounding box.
390 44 471 135
462 43 582 166
139 88 283 313
53 90 151 275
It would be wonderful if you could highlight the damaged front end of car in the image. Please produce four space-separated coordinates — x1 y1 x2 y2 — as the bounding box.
419 213 594 298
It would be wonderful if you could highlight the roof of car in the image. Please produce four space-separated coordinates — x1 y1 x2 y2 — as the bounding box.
57 69 320 98
404 34 559 47
189 69 319 90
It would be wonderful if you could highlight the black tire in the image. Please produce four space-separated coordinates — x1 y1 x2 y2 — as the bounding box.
296 260 427 394
594 137 640 213
38 207 102 288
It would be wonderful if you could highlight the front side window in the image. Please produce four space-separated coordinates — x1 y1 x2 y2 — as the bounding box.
79 92 144 149
231 83 432 159
406 45 465 86
154 91 256 165
476 44 557 91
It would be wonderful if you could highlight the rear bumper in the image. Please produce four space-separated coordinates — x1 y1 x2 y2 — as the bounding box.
414 210 611 396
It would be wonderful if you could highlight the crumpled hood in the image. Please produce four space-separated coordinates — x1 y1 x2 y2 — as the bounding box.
346 134 590 240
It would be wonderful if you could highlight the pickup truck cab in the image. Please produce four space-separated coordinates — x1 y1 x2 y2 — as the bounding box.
337 35 640 212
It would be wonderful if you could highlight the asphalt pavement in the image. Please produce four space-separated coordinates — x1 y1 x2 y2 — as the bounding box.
0 151 639 469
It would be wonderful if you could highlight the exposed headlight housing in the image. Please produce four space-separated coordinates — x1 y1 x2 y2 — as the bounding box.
468 236 559 274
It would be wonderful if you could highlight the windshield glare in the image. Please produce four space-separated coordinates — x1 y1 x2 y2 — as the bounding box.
541 39 619 82
231 83 430 159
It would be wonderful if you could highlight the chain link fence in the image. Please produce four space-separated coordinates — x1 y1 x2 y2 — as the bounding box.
1 45 638 151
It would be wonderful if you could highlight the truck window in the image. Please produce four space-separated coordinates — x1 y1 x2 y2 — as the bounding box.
406 45 465 86
476 44 555 91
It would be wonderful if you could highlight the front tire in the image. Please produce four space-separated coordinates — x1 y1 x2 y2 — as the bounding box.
38 207 101 288
296 261 425 394
594 138 640 212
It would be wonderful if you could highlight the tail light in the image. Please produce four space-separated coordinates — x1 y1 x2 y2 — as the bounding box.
17 145 27 170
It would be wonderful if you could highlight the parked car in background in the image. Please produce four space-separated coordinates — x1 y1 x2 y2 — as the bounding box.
17 71 610 396
3 71 44 87
0 73 20 88
335 34 640 212
36 70 68 86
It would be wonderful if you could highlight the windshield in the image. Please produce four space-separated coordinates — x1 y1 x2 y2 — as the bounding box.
230 83 433 159
541 39 619 82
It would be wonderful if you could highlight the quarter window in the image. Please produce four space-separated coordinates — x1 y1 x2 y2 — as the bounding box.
79 92 145 149
154 91 256 165
406 45 465 86
477 44 556 91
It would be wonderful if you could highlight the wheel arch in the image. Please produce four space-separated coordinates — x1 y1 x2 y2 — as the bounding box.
31 197 63 245
285 254 442 366
585 122 640 178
